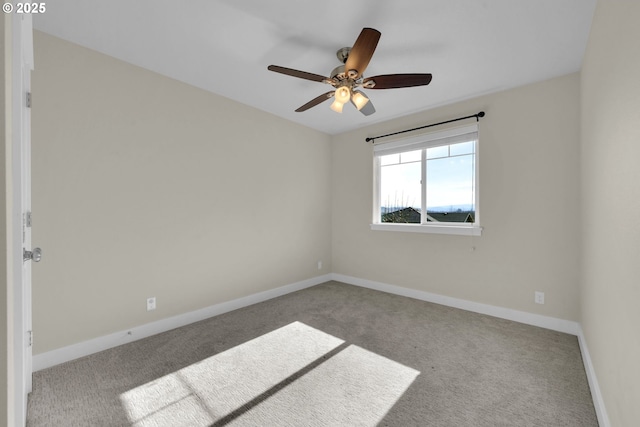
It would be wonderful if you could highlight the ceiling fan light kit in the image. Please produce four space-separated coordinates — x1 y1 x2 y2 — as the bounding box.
330 99 344 113
268 28 432 116
334 85 351 104
351 90 370 111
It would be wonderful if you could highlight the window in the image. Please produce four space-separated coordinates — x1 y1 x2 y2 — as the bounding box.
372 123 481 235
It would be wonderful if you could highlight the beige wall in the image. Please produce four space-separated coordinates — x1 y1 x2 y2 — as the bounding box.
580 1 640 425
332 73 581 321
31 32 332 354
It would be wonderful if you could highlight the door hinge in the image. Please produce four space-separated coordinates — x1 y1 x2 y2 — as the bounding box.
25 211 32 228
26 91 32 108
27 331 33 347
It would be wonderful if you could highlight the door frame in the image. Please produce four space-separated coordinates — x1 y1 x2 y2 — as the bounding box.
9 12 34 426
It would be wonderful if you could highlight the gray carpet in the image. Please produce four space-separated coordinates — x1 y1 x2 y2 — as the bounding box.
26 281 598 426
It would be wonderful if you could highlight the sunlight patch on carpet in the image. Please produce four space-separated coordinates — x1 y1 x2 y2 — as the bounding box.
120 321 343 425
229 344 420 426
120 321 419 426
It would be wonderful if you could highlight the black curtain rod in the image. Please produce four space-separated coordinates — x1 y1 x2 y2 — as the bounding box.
365 111 485 143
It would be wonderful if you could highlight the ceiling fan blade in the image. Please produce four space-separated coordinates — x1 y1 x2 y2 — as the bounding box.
268 65 327 83
364 73 433 89
295 91 335 112
344 28 381 79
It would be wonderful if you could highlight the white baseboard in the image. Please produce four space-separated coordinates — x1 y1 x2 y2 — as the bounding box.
577 325 611 427
34 272 609 425
33 274 332 371
331 273 580 335
37 272 579 371
330 274 613 423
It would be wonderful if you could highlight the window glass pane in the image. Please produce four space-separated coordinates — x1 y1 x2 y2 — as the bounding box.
426 154 475 223
426 145 448 160
450 140 475 156
380 153 400 166
380 160 421 223
400 149 421 163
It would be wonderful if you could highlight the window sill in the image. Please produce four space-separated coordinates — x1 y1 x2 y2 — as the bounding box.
370 223 483 236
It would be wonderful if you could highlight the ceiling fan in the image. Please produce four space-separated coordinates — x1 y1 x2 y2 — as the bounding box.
267 28 432 116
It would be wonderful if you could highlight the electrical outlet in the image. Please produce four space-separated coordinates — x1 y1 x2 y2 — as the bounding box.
317 260 322 270
534 291 545 305
147 297 156 311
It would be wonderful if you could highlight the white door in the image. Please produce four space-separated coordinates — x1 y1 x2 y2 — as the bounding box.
20 12 35 397
10 12 35 426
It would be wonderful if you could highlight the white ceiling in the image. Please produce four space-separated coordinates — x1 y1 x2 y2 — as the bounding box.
34 0 596 135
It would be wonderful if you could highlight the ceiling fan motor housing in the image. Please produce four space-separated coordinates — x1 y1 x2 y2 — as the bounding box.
335 48 359 79
330 65 347 81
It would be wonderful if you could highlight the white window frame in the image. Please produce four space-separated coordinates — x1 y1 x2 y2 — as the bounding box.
371 123 482 236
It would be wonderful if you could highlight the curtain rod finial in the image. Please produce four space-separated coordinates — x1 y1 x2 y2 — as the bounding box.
477 111 485 118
